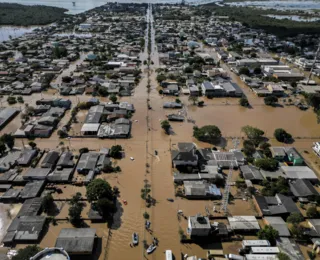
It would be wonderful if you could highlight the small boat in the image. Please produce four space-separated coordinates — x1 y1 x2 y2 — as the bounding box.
165 250 173 260
145 220 151 229
167 198 174 202
146 243 157 254
153 237 158 245
132 233 139 246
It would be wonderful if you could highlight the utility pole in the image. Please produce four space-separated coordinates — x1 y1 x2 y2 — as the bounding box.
307 41 320 85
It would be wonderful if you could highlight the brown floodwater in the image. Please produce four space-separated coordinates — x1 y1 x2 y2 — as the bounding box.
4 5 320 260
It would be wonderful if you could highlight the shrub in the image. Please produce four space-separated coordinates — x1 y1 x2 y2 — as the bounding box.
7 96 17 104
254 158 278 171
257 225 279 246
143 212 150 219
264 95 278 106
161 120 171 134
274 128 292 143
193 125 221 143
239 96 249 107
287 212 304 224
307 206 319 218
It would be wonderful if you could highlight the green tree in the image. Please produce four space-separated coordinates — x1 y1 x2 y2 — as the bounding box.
109 94 117 104
12 245 41 260
70 192 82 206
68 192 83 225
259 142 271 157
184 67 193 73
0 142 6 155
17 96 24 103
241 125 264 146
239 67 250 76
156 74 166 83
253 67 262 74
278 252 291 260
96 198 116 218
243 140 256 156
7 96 17 105
79 147 89 154
193 125 222 143
239 96 249 107
264 95 278 106
306 93 320 110
109 145 123 159
42 193 54 213
86 179 114 202
161 120 171 134
53 46 67 59
290 224 305 239
257 225 279 246
1 134 15 149
274 128 292 143
261 177 289 196
28 141 37 149
98 87 108 97
254 158 278 171
57 130 68 138
287 212 304 224
69 202 83 225
307 206 319 218
189 95 198 105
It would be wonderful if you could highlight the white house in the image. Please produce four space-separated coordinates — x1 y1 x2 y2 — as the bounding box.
187 215 211 237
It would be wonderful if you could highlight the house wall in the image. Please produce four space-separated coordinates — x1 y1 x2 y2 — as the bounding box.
172 160 198 167
252 196 263 217
190 227 210 236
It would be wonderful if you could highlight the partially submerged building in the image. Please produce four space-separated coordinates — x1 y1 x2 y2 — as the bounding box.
55 228 97 255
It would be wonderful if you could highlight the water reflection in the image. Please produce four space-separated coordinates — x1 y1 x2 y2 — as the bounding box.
228 1 320 10
0 26 37 42
265 14 320 22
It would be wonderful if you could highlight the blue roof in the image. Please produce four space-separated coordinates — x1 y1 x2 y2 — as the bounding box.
209 184 221 196
188 41 200 48
88 97 99 103
87 54 97 60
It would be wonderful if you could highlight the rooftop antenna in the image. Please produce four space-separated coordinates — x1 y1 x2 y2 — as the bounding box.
306 41 320 85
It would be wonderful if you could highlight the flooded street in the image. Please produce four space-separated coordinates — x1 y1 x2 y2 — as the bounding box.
1 3 320 260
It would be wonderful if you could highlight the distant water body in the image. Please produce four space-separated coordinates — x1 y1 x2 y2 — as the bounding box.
228 1 320 10
0 0 194 14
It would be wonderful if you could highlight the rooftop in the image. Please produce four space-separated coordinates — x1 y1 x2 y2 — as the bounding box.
55 228 96 254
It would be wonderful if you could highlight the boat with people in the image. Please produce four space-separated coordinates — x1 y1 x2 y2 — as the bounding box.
132 232 139 246
146 243 157 254
145 220 151 229
165 250 173 260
